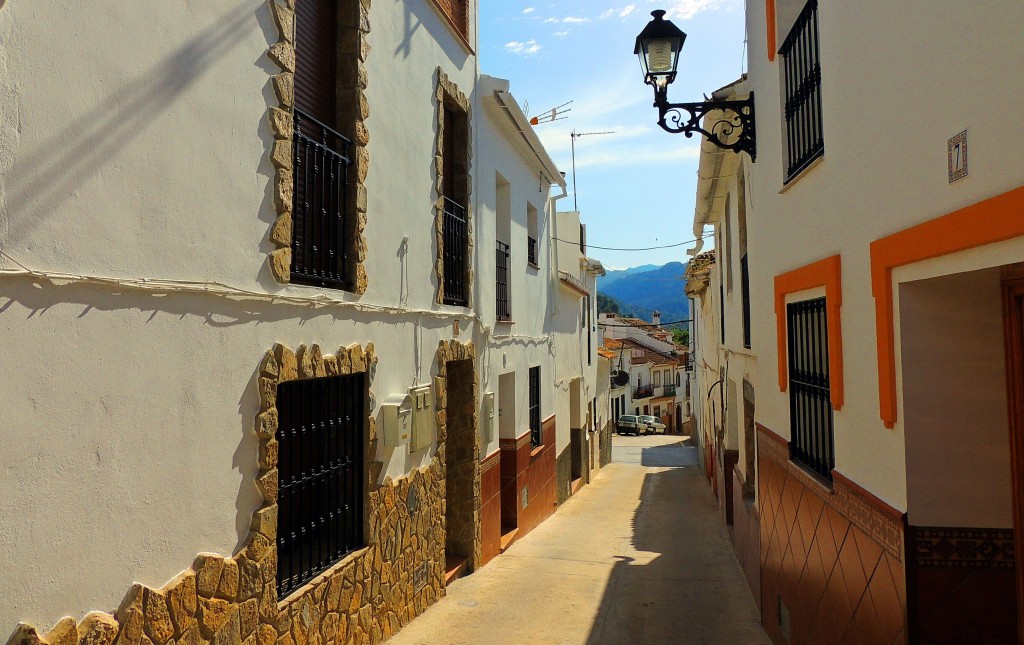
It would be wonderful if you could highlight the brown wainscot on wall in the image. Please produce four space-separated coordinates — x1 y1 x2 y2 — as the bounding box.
499 415 557 550
479 450 502 567
732 467 761 609
6 339 481 645
757 424 908 645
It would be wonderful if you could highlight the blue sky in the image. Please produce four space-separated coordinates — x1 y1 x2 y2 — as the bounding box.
478 0 746 269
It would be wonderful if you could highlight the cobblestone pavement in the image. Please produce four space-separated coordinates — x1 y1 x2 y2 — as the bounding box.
385 434 770 645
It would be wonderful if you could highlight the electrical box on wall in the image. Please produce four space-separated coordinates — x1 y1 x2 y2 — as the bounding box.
381 393 413 448
409 384 434 452
482 391 495 445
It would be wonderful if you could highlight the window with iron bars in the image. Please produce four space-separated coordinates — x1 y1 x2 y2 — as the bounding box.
292 112 352 288
441 104 469 306
276 373 365 599
291 0 355 290
529 366 541 447
496 240 511 321
780 0 824 182
741 253 751 349
787 298 834 481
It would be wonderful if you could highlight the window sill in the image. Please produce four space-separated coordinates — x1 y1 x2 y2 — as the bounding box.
779 153 824 194
496 318 514 325
786 456 834 494
527 262 541 271
530 444 545 458
278 544 371 608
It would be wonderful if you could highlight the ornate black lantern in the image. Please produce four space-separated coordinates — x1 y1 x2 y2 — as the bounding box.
634 10 756 159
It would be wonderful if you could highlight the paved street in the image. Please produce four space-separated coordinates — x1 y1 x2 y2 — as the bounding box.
386 434 769 645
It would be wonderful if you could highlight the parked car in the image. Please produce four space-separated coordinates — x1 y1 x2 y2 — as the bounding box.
616 414 645 435
639 415 667 435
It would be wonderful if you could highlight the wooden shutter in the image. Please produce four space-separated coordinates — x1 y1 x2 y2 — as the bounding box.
295 0 337 126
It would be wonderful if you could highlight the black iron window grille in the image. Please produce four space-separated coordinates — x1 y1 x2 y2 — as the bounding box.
634 385 654 399
496 241 511 321
741 253 751 349
787 298 834 481
527 236 538 266
291 109 352 289
529 366 541 447
442 197 468 306
276 373 365 599
780 0 824 182
663 384 677 396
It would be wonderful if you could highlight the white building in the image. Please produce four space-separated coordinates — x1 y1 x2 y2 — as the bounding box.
677 0 1024 641
0 1 601 641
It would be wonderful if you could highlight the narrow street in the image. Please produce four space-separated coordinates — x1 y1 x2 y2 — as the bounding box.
386 434 769 645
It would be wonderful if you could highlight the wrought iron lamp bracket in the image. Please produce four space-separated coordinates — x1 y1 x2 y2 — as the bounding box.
654 91 756 160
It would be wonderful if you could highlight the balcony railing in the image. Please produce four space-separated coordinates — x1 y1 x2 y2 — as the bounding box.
662 384 677 397
633 385 654 399
496 240 511 321
527 236 538 266
291 108 352 288
442 197 468 306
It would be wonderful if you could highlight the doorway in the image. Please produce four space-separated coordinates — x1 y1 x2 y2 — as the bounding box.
444 358 477 579
900 267 1018 642
1002 264 1024 641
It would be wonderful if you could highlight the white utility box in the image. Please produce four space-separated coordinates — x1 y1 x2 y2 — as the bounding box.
482 391 495 445
409 384 434 452
380 392 413 448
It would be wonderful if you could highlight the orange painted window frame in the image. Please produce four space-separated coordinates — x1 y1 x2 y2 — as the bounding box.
766 0 777 61
870 185 1024 428
774 255 844 409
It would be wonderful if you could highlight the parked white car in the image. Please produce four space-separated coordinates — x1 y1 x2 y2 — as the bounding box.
638 415 667 435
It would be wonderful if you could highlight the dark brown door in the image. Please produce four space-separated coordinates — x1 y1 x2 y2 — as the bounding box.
1001 264 1024 642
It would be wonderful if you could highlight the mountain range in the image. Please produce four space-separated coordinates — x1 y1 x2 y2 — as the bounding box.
597 261 689 326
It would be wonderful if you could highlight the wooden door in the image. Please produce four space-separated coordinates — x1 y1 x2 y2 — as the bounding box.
1001 264 1024 641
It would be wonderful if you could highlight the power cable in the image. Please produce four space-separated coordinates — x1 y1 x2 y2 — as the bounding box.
553 235 707 251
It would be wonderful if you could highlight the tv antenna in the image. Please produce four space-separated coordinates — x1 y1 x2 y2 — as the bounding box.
571 129 614 211
529 100 573 125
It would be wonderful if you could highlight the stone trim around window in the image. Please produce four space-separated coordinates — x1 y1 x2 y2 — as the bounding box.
266 0 371 294
433 69 473 307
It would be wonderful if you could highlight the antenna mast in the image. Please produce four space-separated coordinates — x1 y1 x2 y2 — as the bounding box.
570 129 614 211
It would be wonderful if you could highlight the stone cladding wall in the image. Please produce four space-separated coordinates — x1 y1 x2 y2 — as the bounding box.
599 421 612 468
6 339 467 645
555 446 571 506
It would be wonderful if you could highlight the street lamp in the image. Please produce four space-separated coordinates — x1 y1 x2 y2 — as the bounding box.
634 10 756 159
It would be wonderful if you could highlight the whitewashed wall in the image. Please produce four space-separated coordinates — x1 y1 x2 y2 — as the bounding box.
474 75 562 451
744 0 1024 508
0 0 483 629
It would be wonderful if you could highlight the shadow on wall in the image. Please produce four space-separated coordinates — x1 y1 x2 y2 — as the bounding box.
584 466 767 645
0 274 459 549
5 2 266 243
393 0 471 69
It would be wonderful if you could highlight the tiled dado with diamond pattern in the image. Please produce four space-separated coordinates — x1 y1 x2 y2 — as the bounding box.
757 424 908 645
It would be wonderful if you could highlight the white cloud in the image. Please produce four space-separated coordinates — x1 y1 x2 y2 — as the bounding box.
620 5 636 17
522 7 536 14
554 30 570 37
505 39 543 56
600 9 616 20
543 17 559 23
661 0 728 20
562 16 590 23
